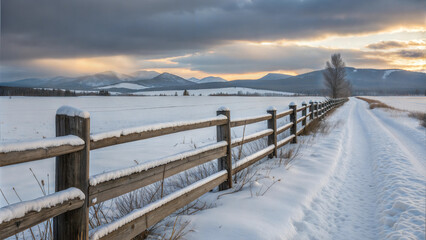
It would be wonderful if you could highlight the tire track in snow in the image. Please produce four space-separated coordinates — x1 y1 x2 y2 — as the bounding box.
361 103 426 175
354 98 425 239
290 99 379 239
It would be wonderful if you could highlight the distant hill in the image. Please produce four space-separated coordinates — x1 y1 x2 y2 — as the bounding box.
187 77 200 82
197 76 227 83
1 68 425 95
130 70 160 80
135 72 194 88
134 68 426 95
258 73 292 80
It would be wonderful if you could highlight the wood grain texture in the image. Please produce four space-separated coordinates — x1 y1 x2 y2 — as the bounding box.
230 114 271 128
88 145 226 205
0 144 84 167
267 109 277 158
91 118 227 150
277 122 293 135
231 129 273 148
217 110 232 190
95 172 227 240
0 198 84 239
277 109 292 119
232 147 274 174
54 114 90 240
289 104 298 144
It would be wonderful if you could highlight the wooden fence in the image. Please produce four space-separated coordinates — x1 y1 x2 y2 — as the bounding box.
0 98 346 240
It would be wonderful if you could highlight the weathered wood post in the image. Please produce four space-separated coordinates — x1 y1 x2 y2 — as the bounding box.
302 102 307 133
54 106 90 240
267 107 277 158
217 107 232 190
314 101 319 118
309 100 314 121
289 102 297 143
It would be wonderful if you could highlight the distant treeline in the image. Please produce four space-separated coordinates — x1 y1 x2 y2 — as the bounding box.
351 89 426 96
0 86 110 96
209 91 305 97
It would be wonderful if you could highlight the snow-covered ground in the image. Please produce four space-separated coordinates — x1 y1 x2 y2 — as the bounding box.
180 98 425 239
367 96 426 113
0 96 324 206
1 96 424 239
134 87 294 96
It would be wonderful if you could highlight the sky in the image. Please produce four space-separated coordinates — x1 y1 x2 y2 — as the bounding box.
1 0 425 82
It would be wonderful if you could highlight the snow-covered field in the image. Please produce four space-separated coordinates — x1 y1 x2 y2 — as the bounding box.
367 96 426 113
1 96 425 239
0 96 323 206
134 87 294 96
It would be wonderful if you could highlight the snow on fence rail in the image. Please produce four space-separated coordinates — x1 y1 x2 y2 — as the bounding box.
0 135 85 167
0 98 346 240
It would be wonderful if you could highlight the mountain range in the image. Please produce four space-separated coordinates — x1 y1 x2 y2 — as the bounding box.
1 68 425 95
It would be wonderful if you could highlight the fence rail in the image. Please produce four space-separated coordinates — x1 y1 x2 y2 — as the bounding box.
0 98 346 240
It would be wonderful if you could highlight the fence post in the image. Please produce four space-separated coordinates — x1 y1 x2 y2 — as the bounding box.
309 100 314 121
314 101 319 118
217 107 232 191
54 106 90 240
267 107 277 158
302 102 307 133
289 102 297 143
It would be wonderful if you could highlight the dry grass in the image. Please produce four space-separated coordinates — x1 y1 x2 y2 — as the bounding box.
408 111 426 128
357 97 426 128
356 97 397 110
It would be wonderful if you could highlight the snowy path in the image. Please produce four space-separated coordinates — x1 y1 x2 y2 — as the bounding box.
186 98 425 239
291 98 425 239
291 98 380 239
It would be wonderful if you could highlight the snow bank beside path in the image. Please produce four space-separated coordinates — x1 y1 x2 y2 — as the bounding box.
184 98 425 239
184 99 352 240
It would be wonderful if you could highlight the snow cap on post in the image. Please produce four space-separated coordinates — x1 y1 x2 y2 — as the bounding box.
289 102 296 107
309 100 313 104
217 106 230 111
267 106 276 111
56 106 90 118
302 101 307 105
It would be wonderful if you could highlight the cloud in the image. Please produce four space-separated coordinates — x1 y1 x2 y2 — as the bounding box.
366 40 425 49
395 50 425 58
172 43 388 74
366 41 407 49
1 0 425 61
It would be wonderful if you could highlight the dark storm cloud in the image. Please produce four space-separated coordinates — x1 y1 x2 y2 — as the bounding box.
1 0 425 61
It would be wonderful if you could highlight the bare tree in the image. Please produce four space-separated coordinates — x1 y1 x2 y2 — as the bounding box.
323 53 351 98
